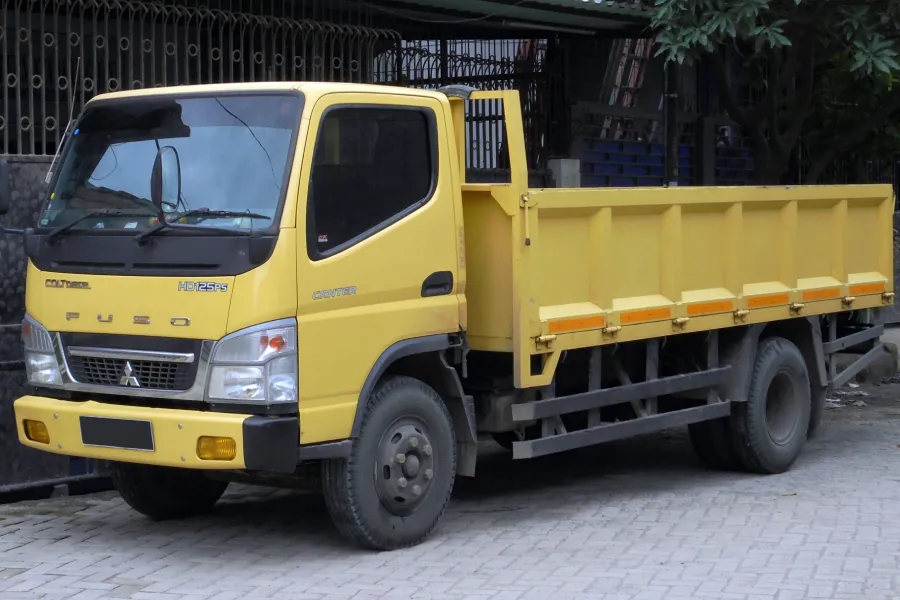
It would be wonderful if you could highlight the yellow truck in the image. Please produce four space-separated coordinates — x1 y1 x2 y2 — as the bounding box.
0 82 894 550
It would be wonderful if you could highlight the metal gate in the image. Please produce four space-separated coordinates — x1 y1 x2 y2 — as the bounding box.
1 0 399 155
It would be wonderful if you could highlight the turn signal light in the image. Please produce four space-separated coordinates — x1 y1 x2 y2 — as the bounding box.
196 436 237 461
23 420 50 444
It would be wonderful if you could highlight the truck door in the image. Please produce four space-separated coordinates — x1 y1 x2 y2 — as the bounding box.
295 92 462 444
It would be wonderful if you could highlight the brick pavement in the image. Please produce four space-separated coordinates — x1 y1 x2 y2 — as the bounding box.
1 402 900 600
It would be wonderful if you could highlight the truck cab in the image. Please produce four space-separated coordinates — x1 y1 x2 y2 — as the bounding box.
11 82 470 549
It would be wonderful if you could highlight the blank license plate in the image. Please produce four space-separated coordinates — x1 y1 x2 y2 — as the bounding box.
80 416 154 451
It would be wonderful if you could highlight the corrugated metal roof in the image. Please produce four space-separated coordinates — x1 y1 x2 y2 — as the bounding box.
533 0 648 16
384 0 650 32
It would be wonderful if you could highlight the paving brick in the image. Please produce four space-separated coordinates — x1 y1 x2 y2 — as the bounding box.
1 409 900 599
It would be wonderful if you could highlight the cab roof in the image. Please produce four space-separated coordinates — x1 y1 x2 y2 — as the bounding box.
87 81 447 104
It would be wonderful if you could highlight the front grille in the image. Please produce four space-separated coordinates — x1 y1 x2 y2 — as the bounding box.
68 356 194 390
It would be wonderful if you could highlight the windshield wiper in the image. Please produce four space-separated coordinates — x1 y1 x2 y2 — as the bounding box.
177 208 269 223
46 209 154 244
134 208 269 244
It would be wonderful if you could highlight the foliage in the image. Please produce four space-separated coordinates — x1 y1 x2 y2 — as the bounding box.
650 0 900 183
804 66 900 182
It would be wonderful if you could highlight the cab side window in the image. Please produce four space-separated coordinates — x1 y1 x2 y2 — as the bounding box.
308 106 436 258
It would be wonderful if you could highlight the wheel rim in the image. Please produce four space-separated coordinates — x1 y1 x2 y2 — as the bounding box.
765 370 799 445
374 417 436 516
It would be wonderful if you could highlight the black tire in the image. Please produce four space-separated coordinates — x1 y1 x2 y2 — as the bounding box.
688 418 742 470
322 376 457 550
111 462 228 521
808 384 827 439
730 337 811 474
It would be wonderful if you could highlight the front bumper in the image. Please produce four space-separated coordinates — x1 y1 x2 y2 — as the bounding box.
14 395 299 473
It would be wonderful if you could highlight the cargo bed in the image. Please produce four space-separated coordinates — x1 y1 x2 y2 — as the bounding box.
452 91 895 388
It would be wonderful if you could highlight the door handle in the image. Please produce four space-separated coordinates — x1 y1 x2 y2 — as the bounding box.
421 271 454 297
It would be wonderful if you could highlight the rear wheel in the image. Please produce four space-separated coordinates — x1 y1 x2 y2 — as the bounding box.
322 376 457 550
731 337 811 474
111 462 228 520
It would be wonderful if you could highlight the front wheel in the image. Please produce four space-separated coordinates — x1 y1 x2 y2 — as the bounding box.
322 376 457 550
111 462 228 520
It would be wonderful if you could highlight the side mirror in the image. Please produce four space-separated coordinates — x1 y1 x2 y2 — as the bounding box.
0 157 10 216
150 146 181 214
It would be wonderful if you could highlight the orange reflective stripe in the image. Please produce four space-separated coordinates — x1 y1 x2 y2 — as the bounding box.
849 282 886 296
802 288 840 302
747 294 789 309
547 315 607 334
687 300 734 316
620 307 671 324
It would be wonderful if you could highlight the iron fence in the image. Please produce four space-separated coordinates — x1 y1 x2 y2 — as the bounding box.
375 38 550 175
4 1 554 174
1 0 400 155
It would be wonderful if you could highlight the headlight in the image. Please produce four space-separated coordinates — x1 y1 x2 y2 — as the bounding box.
22 315 62 386
206 319 298 405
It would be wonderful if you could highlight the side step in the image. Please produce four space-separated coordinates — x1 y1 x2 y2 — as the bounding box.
512 401 731 459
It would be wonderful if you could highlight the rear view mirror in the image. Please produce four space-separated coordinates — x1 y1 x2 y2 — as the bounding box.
150 145 181 214
0 157 10 216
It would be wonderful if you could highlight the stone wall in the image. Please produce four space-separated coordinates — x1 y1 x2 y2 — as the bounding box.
0 155 75 491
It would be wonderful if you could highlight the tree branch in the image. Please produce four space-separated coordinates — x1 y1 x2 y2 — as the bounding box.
709 49 753 129
782 43 817 153
749 39 802 126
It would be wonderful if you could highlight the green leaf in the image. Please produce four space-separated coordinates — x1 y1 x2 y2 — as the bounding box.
771 31 792 47
850 53 868 72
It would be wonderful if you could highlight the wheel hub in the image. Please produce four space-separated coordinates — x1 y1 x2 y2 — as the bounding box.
765 370 799 445
375 421 435 515
403 454 421 478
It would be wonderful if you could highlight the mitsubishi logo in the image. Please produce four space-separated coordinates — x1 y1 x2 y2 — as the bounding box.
119 362 140 387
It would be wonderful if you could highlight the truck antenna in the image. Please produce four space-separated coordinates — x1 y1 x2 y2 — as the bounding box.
45 56 81 185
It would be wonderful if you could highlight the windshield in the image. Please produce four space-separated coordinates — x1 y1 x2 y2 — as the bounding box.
40 93 303 233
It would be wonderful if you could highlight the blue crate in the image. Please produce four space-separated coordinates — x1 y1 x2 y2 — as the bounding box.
610 176 636 187
582 174 609 187
637 155 665 166
583 149 609 163
607 153 637 164
589 163 622 176
623 165 649 176
637 177 663 186
591 141 622 153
